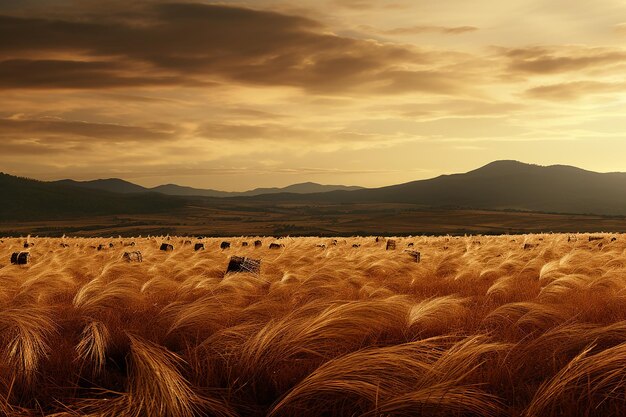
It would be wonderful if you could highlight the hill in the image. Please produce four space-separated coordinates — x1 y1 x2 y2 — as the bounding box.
57 179 363 197
54 178 149 194
256 161 626 215
0 173 185 221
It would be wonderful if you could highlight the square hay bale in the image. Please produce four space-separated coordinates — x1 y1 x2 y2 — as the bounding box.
220 241 231 250
405 250 421 263
23 242 33 248
254 240 262 248
269 242 284 249
194 243 205 251
11 252 30 265
226 256 261 275
122 251 142 262
160 243 174 251
523 243 537 250
386 239 396 250
589 236 604 242
242 242 249 247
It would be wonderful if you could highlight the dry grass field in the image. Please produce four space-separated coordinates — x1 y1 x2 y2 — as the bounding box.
0 234 625 416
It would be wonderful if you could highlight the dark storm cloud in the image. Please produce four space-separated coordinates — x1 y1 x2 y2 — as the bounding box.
0 2 465 94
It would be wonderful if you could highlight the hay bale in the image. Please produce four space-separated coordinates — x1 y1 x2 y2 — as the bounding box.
523 243 537 250
194 243 205 251
220 241 231 250
108 242 114 248
407 242 414 248
226 256 261 275
184 240 192 245
124 242 136 247
352 244 361 248
405 250 421 262
386 239 396 250
331 239 338 246
611 237 617 242
60 243 69 248
122 251 142 262
269 242 284 249
242 242 249 247
317 244 326 249
375 237 383 242
589 236 604 242
160 243 174 251
254 240 262 248
97 244 106 251
23 242 33 248
10 252 30 265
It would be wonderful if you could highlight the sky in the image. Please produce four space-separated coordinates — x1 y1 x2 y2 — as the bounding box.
3 0 626 190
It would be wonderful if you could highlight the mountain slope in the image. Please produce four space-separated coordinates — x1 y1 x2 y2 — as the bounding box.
53 178 149 194
56 179 363 197
254 161 626 215
1 173 184 221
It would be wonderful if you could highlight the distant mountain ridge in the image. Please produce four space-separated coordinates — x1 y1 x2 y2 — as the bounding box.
0 173 183 221
54 179 363 197
258 160 626 215
5 161 626 222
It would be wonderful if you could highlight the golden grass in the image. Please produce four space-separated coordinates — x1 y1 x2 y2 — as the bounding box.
0 233 625 416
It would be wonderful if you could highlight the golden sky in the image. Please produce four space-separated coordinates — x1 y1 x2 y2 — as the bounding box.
3 0 626 190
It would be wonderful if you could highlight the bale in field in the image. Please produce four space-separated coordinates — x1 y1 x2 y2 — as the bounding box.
589 236 604 241
524 243 537 250
331 239 338 246
194 243 205 251
269 242 284 249
226 256 261 275
108 242 114 248
352 244 361 248
122 251 142 262
23 241 33 248
611 237 617 242
375 236 382 242
124 241 136 247
254 240 262 248
407 242 414 247
60 243 69 248
97 244 106 251
160 243 174 251
220 241 231 250
386 239 396 250
242 242 249 247
317 244 326 249
405 250 421 262
184 240 192 245
10 251 30 265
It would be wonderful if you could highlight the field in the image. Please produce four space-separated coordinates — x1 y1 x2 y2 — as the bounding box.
1 234 626 416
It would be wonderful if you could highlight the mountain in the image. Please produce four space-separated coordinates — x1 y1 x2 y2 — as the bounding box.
53 178 149 194
57 179 364 197
254 160 626 216
242 182 363 196
1 173 184 221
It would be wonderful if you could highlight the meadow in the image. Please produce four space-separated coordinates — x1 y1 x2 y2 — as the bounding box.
0 234 625 416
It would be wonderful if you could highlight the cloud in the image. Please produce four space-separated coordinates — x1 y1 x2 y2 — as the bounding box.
502 46 626 75
0 117 177 142
380 25 478 35
0 2 469 95
525 81 626 100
